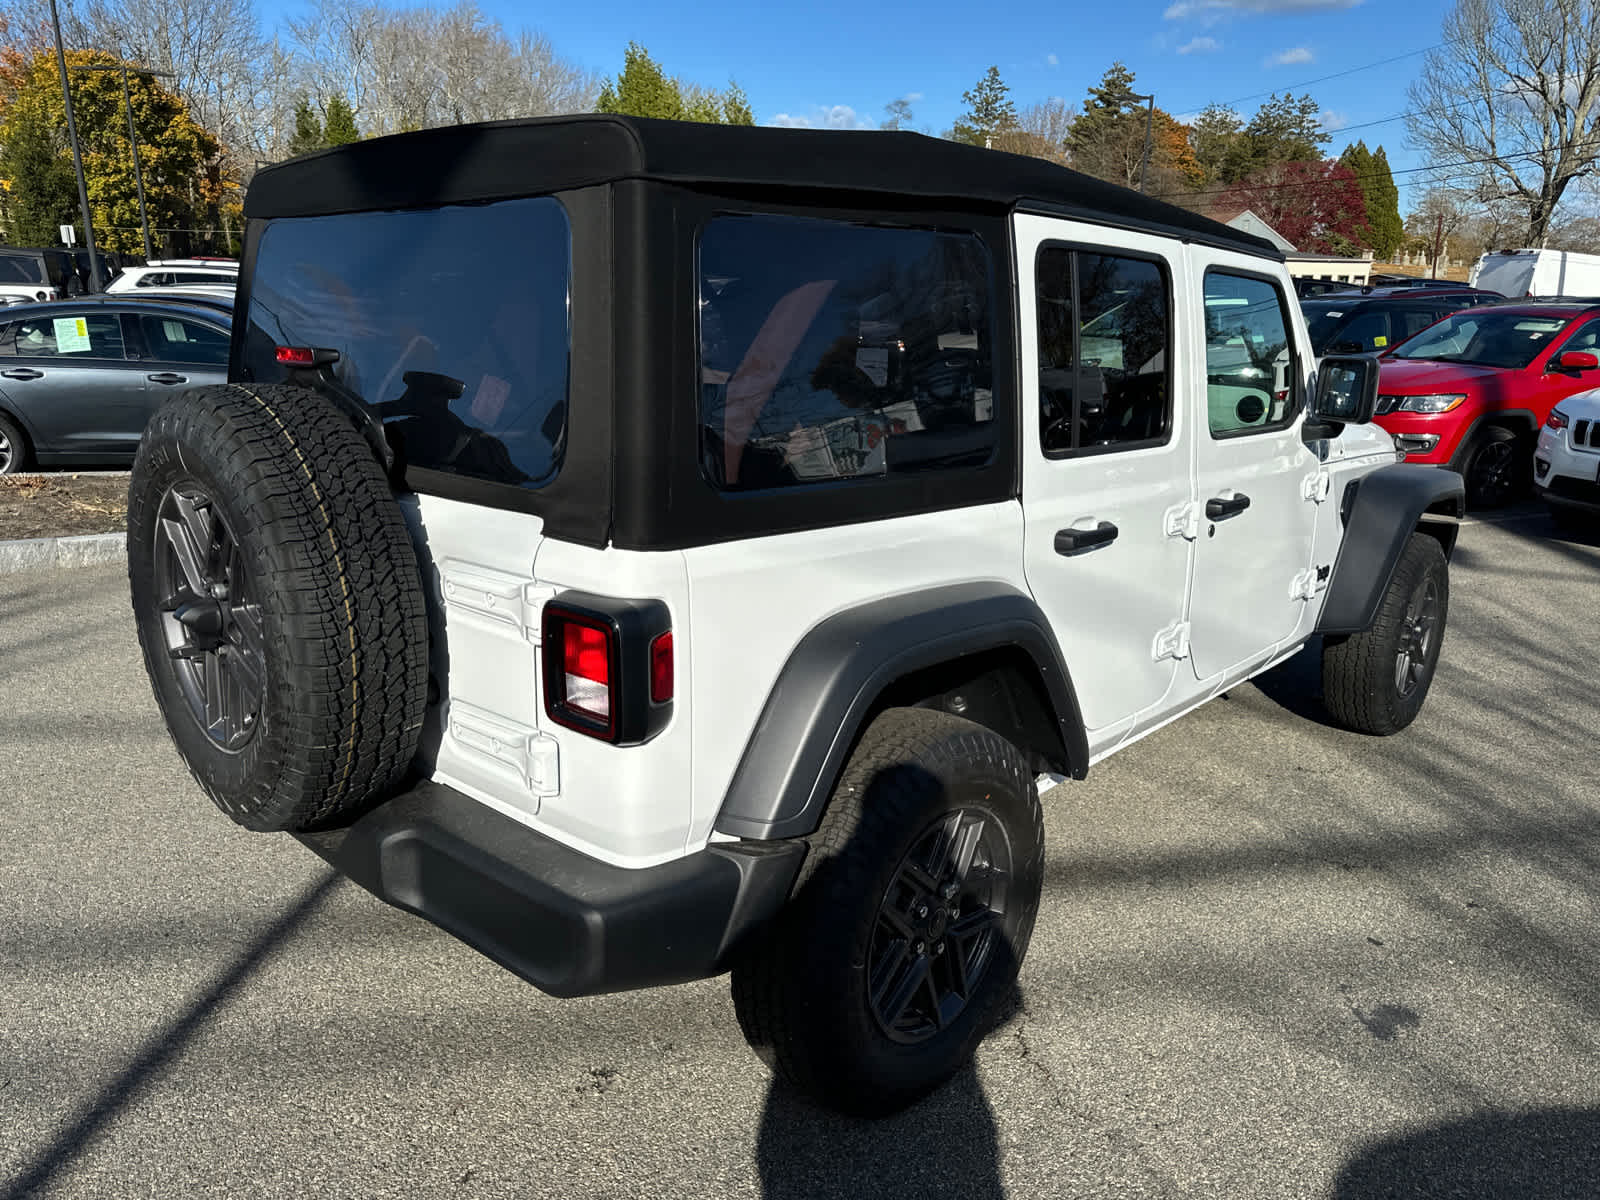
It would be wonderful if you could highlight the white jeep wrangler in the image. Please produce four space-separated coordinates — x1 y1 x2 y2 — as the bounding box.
127 116 1464 1117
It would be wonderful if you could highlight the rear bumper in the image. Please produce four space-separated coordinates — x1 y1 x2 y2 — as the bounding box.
296 780 805 998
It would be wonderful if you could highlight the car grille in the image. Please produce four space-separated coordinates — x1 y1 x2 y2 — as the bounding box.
1573 418 1600 449
1547 475 1600 504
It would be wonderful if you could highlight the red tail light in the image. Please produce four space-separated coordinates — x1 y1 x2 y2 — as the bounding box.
275 345 340 367
542 597 673 745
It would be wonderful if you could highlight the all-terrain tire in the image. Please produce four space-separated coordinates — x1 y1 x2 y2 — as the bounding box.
0 411 28 475
731 707 1044 1117
128 382 428 832
1321 532 1449 736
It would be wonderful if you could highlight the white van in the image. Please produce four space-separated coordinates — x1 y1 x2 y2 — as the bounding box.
1470 248 1600 297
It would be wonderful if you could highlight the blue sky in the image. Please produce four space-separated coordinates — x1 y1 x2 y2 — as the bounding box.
280 0 1455 204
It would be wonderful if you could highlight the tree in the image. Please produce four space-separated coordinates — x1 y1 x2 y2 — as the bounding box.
285 96 324 157
1216 160 1369 253
1225 93 1328 182
881 97 913 131
1405 188 1474 276
1409 0 1600 244
596 41 751 125
1338 141 1404 258
0 103 77 245
1065 64 1195 192
990 97 1075 163
0 48 224 254
950 66 1017 147
322 94 360 145
1190 103 1242 187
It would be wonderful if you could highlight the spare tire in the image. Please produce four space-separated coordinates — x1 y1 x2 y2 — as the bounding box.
128 383 428 832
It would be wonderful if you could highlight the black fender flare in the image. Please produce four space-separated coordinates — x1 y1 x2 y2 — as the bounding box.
712 582 1088 841
1445 409 1538 471
1316 464 1465 637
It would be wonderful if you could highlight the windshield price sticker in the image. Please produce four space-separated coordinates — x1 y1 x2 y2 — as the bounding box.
53 316 91 354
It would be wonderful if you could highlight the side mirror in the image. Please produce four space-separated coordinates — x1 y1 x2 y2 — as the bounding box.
1310 354 1379 427
1556 350 1599 372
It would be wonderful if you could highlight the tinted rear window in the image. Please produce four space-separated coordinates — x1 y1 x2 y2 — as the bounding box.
0 256 44 285
698 215 995 491
242 196 570 488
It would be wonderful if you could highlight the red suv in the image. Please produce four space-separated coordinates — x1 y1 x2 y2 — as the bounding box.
1375 302 1600 506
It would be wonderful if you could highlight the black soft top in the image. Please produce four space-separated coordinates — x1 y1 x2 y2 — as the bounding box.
244 114 1277 258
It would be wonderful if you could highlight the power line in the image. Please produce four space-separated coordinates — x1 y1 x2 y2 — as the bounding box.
1192 42 1448 113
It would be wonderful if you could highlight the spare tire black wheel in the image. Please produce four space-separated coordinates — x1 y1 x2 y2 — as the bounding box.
128 383 428 832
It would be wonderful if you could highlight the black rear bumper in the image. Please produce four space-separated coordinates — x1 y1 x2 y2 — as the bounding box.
295 780 805 998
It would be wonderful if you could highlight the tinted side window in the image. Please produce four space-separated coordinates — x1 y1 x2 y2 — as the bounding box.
1036 247 1172 455
1397 307 1447 341
698 215 995 491
244 196 571 489
5 313 125 359
139 314 230 366
1329 309 1392 353
1205 272 1298 437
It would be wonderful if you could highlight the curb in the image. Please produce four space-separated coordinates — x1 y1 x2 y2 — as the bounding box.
0 532 125 573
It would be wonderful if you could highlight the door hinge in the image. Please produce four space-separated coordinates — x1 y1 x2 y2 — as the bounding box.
438 559 554 645
1290 564 1332 601
1302 470 1332 504
1152 620 1191 662
447 700 561 800
1164 501 1202 541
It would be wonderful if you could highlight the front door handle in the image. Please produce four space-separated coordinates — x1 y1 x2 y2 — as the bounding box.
1 368 43 381
1055 521 1119 556
1205 493 1252 521
147 372 188 385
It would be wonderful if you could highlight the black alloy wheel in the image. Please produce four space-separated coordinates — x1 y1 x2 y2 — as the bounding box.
154 484 266 751
1464 428 1520 508
869 808 1012 1044
1394 574 1441 700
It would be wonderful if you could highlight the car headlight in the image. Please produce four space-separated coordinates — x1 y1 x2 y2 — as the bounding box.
1395 393 1467 414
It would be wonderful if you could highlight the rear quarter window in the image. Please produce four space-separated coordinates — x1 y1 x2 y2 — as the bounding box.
698 214 995 491
241 195 571 489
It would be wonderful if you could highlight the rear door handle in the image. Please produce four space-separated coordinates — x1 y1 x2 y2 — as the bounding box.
1205 493 1251 521
1054 521 1119 556
147 373 188 385
1 368 43 381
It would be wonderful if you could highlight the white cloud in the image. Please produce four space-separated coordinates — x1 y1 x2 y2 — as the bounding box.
904 92 924 102
1267 46 1315 65
768 105 874 130
1178 36 1221 54
1319 109 1350 132
1047 53 1059 66
1164 0 1358 18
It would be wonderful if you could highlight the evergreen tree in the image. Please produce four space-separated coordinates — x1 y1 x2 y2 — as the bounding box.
323 95 361 146
0 105 77 245
286 97 324 157
597 43 684 121
950 66 1017 146
1367 146 1404 258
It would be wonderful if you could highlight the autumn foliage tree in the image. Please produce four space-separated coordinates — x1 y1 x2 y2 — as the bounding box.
0 48 226 253
1216 160 1369 253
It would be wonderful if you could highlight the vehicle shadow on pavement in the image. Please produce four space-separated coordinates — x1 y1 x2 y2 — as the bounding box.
755 1056 1008 1200
0 870 342 1200
1333 1106 1600 1198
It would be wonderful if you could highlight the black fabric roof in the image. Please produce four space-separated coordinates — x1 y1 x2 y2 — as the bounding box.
245 114 1277 258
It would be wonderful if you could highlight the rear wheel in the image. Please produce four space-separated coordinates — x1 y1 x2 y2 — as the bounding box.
0 412 27 475
731 707 1044 1116
1459 425 1523 509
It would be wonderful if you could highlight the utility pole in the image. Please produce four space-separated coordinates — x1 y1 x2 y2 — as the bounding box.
1130 93 1156 193
48 0 100 290
1432 213 1444 279
72 63 176 261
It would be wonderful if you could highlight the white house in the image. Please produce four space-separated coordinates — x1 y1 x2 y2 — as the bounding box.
1221 209 1374 288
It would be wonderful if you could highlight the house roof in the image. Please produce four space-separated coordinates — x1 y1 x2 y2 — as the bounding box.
244 114 1280 258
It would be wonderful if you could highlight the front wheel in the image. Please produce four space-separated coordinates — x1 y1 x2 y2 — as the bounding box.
1459 425 1523 509
1321 532 1449 735
0 412 26 475
731 708 1044 1117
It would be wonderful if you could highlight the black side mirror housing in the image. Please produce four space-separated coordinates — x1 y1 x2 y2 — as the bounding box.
1309 354 1380 430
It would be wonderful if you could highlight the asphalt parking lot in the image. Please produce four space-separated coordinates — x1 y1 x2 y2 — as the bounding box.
3 505 1598 1200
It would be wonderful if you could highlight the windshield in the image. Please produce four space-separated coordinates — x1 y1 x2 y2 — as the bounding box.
1300 304 1349 352
1390 309 1567 369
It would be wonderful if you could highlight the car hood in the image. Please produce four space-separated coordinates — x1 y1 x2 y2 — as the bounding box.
1377 358 1512 394
1552 384 1600 418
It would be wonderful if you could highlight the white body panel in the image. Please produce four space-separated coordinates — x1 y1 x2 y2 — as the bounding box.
1537 387 1600 506
1471 250 1600 298
399 218 1399 874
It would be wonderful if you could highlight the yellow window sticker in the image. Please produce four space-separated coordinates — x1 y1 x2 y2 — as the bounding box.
1373 335 1388 347
53 316 91 353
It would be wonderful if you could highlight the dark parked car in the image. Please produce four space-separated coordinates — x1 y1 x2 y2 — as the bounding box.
0 297 230 474
1300 288 1500 355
